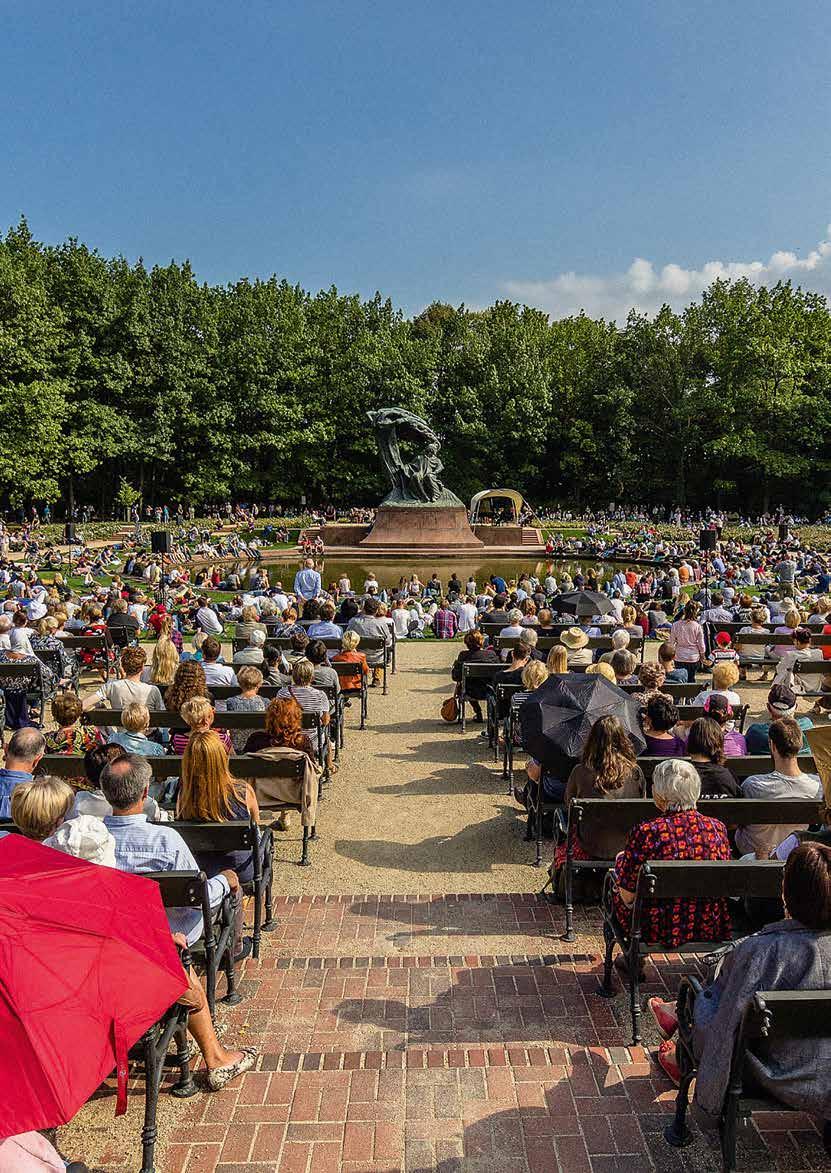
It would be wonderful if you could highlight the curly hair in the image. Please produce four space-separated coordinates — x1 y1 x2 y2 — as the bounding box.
264 696 308 751
165 659 209 714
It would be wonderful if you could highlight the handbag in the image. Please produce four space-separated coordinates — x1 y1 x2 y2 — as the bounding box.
440 695 459 723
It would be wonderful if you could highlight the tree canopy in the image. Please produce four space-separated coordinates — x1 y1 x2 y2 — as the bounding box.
2 216 830 515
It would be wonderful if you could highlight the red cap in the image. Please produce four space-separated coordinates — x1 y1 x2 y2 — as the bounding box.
715 631 732 646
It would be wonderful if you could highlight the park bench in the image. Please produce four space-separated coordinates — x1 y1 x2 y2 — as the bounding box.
599 859 785 1043
495 633 645 661
39 753 317 865
137 965 195 1173
60 632 115 679
33 644 80 691
83 707 332 785
170 817 275 959
621 682 701 700
145 869 237 1019
0 660 56 724
210 662 367 730
558 797 825 941
458 661 504 733
665 980 831 1172
242 636 392 693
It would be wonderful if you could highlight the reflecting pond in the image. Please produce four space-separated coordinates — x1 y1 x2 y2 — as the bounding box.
250 555 611 592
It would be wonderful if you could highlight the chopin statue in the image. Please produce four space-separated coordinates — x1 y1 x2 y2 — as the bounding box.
367 408 464 508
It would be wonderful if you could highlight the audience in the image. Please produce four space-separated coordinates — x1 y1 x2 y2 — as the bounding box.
226 665 266 752
685 717 741 796
734 718 823 859
745 684 814 754
43 691 103 755
641 694 686 757
0 728 45 817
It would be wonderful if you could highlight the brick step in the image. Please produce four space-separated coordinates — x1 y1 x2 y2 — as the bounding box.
257 1042 650 1074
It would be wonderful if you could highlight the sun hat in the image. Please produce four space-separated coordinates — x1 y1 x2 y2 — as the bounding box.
44 814 116 867
560 627 589 650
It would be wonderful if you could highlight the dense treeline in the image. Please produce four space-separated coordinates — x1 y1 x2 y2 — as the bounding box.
2 216 831 516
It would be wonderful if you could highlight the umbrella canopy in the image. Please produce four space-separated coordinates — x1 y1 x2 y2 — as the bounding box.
0 836 188 1139
552 590 614 617
518 674 646 771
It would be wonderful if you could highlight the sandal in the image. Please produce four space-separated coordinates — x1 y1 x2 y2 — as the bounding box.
648 997 678 1039
656 1039 681 1086
207 1046 258 1090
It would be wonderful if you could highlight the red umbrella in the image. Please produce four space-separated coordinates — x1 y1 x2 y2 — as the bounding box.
0 836 189 1138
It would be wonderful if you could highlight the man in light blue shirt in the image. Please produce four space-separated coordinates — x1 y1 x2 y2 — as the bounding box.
0 727 44 818
294 558 322 602
307 601 343 642
100 754 240 947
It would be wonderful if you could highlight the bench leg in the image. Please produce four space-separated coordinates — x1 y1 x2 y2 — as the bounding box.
664 1069 695 1148
598 919 616 997
563 864 575 943
169 1023 197 1099
299 825 311 866
140 1027 162 1173
222 946 243 1006
382 660 388 695
720 1092 740 1173
534 800 544 867
360 686 367 729
629 953 643 1045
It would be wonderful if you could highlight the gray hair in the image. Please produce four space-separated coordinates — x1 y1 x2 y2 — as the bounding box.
7 727 46 764
651 759 700 812
611 629 631 649
100 753 153 811
249 629 266 647
519 628 538 648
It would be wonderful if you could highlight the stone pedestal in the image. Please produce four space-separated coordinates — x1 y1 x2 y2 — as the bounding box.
360 504 484 549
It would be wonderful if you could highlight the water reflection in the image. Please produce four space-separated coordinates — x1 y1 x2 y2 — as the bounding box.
245 556 606 591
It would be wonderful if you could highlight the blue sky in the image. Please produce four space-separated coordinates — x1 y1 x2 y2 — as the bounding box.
3 0 830 319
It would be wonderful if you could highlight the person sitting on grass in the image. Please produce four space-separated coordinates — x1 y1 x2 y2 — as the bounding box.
43 691 103 756
646 842 831 1130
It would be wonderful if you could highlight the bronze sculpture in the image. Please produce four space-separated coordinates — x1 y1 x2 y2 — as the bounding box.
367 408 463 507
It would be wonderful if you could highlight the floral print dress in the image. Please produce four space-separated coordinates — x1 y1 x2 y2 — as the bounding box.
613 809 732 946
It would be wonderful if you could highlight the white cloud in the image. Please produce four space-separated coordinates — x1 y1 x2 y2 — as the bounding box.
504 227 831 321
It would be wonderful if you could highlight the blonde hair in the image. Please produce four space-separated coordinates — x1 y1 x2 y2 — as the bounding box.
11 776 74 840
292 658 314 686
150 635 179 687
784 608 801 629
178 730 247 822
341 630 360 651
236 665 263 692
712 661 740 690
180 696 215 731
546 645 568 674
122 701 150 734
586 661 616 682
521 660 548 691
241 604 258 623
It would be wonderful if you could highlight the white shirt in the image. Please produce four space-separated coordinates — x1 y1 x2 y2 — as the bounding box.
196 606 223 634
457 603 478 633
392 608 410 637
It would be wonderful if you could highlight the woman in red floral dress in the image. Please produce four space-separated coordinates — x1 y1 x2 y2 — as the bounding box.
613 757 732 947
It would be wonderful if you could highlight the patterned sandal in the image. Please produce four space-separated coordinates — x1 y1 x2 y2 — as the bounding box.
207 1046 258 1091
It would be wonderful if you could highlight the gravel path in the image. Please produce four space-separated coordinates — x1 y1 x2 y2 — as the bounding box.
274 640 538 894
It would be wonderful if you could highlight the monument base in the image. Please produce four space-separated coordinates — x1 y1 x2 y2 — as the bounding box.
359 504 484 549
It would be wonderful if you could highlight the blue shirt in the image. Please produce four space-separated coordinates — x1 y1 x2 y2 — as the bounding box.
107 731 167 756
294 568 321 601
103 813 230 944
306 620 343 640
0 767 33 818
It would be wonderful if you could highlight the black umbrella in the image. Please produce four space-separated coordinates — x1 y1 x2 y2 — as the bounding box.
518 674 646 771
552 590 614 617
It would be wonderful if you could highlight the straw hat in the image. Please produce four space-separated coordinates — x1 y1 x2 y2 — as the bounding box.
560 627 589 650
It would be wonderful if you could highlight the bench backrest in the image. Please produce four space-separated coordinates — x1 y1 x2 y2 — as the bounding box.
167 818 258 856
60 634 112 650
744 990 831 1040
38 753 305 781
638 859 784 900
570 797 825 844
730 631 831 647
235 636 388 653
83 707 322 732
638 754 815 779
496 634 642 652
0 663 43 682
621 682 700 700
